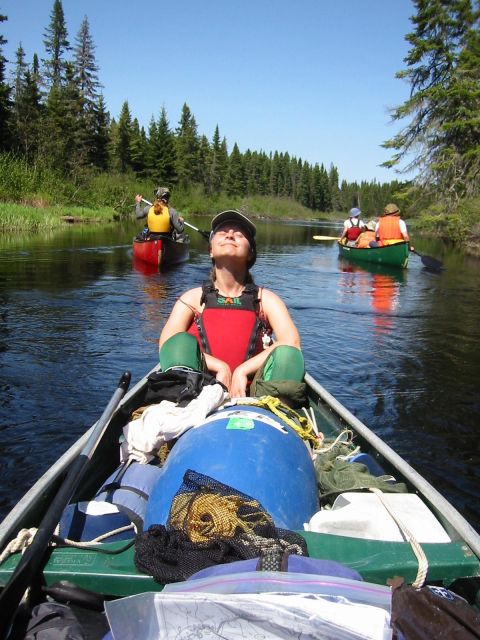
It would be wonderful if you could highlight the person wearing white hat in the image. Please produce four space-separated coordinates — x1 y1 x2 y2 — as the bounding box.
159 210 304 398
339 208 366 246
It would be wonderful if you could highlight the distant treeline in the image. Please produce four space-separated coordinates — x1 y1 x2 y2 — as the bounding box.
0 1 405 216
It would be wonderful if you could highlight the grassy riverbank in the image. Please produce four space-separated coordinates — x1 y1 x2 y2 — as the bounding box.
1 154 478 254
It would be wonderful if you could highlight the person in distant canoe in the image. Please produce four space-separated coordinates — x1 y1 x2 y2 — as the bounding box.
374 203 410 246
356 220 377 248
339 208 366 246
158 209 304 398
135 187 185 240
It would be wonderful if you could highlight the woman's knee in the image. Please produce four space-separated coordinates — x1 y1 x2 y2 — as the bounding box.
159 332 202 371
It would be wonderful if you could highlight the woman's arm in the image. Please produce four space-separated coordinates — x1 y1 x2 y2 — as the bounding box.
169 207 185 233
159 288 201 347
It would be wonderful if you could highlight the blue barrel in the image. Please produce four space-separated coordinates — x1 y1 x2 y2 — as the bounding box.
144 405 318 530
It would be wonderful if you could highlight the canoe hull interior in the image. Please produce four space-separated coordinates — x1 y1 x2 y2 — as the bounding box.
1 367 479 610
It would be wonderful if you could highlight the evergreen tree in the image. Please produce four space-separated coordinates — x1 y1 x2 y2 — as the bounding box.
175 103 199 187
13 44 27 98
73 16 100 108
208 127 228 194
129 118 147 174
115 101 132 172
197 134 211 188
148 107 176 185
0 13 12 151
43 0 70 87
383 0 480 201
328 164 341 210
298 160 311 208
12 47 43 159
89 94 110 169
225 142 245 195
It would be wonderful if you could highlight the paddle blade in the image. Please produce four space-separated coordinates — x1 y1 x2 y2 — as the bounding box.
411 249 443 272
313 235 340 241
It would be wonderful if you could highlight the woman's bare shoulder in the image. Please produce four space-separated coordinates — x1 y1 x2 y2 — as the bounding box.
178 286 203 306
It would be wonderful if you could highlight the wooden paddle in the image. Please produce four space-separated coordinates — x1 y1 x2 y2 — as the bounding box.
0 371 131 638
140 197 210 240
313 235 340 241
410 247 443 272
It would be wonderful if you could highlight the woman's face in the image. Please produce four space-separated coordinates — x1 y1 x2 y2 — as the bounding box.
210 222 252 262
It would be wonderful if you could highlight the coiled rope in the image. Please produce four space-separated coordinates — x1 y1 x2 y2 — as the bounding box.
169 492 272 544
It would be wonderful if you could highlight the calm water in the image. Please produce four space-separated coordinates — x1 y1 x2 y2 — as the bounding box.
0 219 479 532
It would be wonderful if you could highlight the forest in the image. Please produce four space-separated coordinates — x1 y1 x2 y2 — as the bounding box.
0 0 479 248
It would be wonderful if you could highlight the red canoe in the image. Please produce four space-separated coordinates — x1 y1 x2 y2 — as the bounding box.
132 235 190 268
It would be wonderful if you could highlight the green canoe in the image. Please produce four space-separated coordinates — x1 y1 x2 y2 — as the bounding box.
0 367 479 637
338 240 410 268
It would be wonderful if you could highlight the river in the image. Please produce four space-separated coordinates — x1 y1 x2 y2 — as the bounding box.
0 218 479 532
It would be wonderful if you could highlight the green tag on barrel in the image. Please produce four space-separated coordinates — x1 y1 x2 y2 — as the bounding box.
226 417 254 430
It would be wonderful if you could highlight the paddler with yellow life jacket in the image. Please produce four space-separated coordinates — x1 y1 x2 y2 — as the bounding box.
135 187 185 240
373 203 410 247
158 210 305 399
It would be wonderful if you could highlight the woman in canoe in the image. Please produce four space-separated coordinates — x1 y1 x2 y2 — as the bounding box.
135 186 185 240
159 210 304 397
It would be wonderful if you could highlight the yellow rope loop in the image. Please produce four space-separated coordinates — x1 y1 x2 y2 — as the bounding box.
245 395 319 446
169 492 272 543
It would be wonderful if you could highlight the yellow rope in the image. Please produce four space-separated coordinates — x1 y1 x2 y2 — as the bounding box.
169 492 272 543
239 395 319 446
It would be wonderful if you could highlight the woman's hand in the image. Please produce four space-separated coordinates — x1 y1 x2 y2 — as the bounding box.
204 354 232 392
230 366 249 398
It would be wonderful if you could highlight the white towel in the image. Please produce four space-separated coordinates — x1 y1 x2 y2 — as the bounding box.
122 384 227 463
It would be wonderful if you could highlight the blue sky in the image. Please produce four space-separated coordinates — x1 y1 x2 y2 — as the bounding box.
1 0 415 184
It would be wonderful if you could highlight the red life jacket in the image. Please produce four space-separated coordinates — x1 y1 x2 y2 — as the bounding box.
187 281 271 372
346 218 363 241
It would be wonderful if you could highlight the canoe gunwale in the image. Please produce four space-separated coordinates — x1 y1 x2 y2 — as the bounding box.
0 368 158 551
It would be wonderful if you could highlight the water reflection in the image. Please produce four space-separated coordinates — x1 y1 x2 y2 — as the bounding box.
338 259 405 335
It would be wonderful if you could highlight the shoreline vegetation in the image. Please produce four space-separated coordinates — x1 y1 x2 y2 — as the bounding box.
1 182 480 258
0 154 478 256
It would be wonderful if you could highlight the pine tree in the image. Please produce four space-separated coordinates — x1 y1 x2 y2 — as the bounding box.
225 142 245 195
0 13 12 151
328 164 341 211
115 101 132 172
383 0 480 201
175 103 199 187
147 107 176 185
89 94 110 169
43 0 70 87
129 118 147 174
73 16 100 108
12 47 43 159
197 134 211 188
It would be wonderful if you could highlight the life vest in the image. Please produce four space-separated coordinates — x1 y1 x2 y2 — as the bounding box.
147 203 171 233
188 281 271 372
356 230 376 248
377 215 403 242
346 218 363 241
